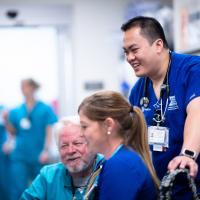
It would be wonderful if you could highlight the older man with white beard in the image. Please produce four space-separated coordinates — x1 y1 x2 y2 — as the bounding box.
20 116 104 200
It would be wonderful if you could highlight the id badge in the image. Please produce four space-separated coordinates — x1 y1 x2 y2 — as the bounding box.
20 118 31 130
148 126 169 151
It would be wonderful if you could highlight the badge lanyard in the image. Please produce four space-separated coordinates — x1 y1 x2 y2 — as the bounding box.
153 98 169 126
152 51 171 126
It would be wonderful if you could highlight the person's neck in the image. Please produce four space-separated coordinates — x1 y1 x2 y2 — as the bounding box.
103 138 123 159
149 51 170 99
150 51 170 85
25 97 36 111
72 174 91 187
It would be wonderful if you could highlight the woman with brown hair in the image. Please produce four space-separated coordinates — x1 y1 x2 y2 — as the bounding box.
78 90 159 200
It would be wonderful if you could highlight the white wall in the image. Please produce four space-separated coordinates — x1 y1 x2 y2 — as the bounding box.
71 0 132 109
173 0 200 54
0 0 133 116
0 27 59 108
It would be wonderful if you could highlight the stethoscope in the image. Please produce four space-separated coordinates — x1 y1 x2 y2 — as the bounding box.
140 51 172 124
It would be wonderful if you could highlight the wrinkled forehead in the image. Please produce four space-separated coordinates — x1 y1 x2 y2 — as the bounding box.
59 125 85 142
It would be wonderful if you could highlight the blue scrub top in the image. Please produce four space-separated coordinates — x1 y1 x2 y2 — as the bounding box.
20 154 104 200
97 146 157 200
8 101 57 163
129 52 200 189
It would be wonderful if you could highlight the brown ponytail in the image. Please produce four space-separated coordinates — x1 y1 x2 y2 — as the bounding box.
126 106 160 188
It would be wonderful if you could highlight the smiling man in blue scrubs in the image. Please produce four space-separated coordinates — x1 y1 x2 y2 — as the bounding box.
121 16 200 199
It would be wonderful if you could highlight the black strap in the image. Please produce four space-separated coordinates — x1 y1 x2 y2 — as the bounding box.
159 169 200 200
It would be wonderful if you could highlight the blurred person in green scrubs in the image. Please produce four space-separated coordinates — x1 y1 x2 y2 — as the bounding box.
5 78 57 200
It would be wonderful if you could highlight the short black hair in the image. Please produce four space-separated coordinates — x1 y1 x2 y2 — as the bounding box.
121 16 168 49
22 78 40 90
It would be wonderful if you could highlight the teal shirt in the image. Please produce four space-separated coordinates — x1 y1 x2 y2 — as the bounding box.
20 154 104 200
9 101 57 162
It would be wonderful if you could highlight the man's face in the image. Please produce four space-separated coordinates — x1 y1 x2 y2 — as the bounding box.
59 124 95 174
123 27 158 77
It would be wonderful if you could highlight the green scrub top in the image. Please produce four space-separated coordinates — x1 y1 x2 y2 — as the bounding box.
20 154 104 200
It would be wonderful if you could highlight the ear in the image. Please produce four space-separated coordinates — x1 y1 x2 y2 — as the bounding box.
104 117 115 132
154 39 164 53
